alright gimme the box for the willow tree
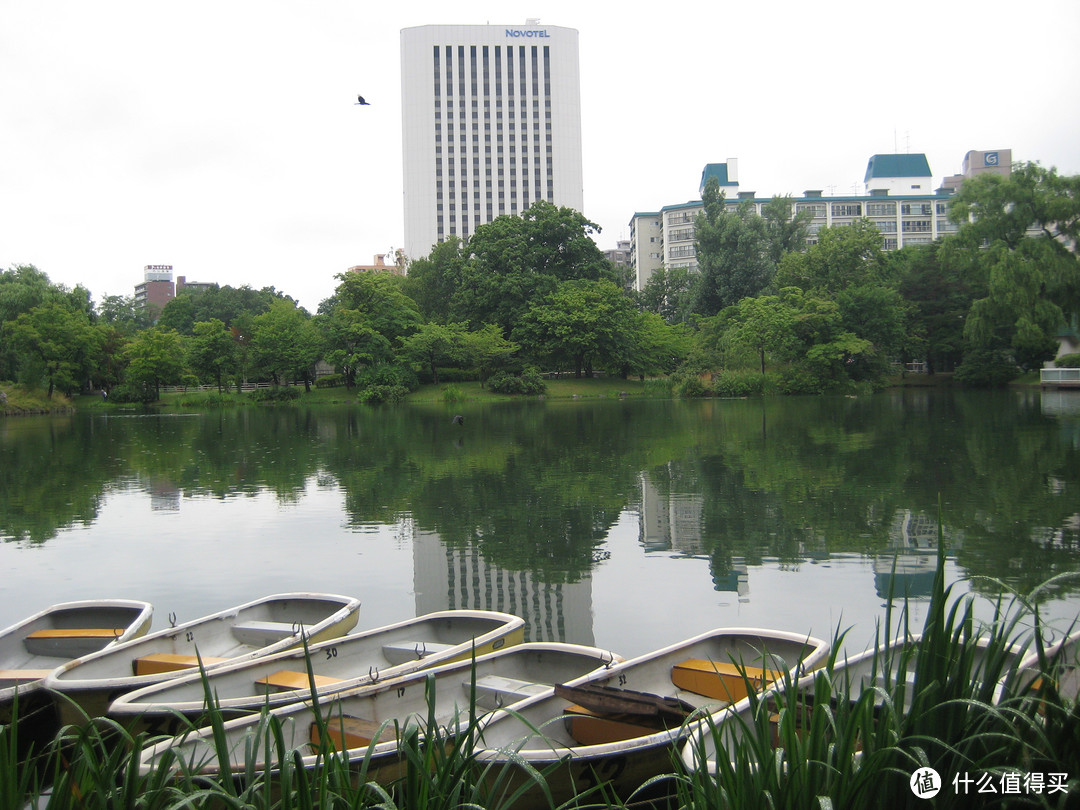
[945,162,1080,380]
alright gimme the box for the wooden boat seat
[382,641,454,666]
[556,683,695,745]
[467,674,548,709]
[23,628,127,655]
[310,716,396,751]
[254,669,346,692]
[26,628,126,639]
[132,653,230,676]
[231,620,300,646]
[670,659,780,702]
[0,669,53,685]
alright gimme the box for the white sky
[3,0,1078,313]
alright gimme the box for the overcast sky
[3,0,1078,312]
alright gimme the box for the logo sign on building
[984,152,999,167]
[505,29,550,37]
[145,265,174,271]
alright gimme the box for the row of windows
[668,227,694,242]
[668,245,695,258]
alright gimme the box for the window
[901,203,932,216]
[873,220,898,233]
[669,245,695,258]
[866,202,896,217]
[832,203,862,217]
[668,227,694,242]
[796,203,826,217]
[902,220,932,233]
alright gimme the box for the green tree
[451,201,614,334]
[399,322,469,384]
[187,319,239,392]
[251,300,323,389]
[320,272,422,386]
[892,244,973,374]
[639,265,697,324]
[776,221,904,387]
[158,284,293,336]
[122,328,188,400]
[945,162,1080,378]
[96,294,151,335]
[692,178,773,316]
[401,237,467,323]
[463,323,519,387]
[3,301,98,396]
[622,312,692,379]
[513,279,638,377]
[761,195,814,266]
[722,293,800,374]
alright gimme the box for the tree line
[3,163,1078,402]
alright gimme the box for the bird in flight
[355,95,370,105]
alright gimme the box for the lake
[2,389,1079,660]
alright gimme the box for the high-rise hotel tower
[400,22,584,261]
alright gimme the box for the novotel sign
[505,28,550,38]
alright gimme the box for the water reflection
[1,392,1078,655]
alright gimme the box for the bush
[954,349,1020,388]
[642,377,674,397]
[248,386,301,403]
[441,384,465,403]
[358,364,419,392]
[357,384,409,404]
[672,374,710,398]
[173,392,241,408]
[416,367,479,385]
[487,367,546,395]
[315,374,346,389]
[110,382,158,404]
[711,369,771,397]
[776,367,827,395]
[1055,353,1080,368]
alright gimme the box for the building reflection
[411,528,595,645]
[874,509,959,599]
[147,479,180,512]
[638,470,749,601]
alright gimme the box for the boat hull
[473,627,829,806]
[109,610,526,735]
[45,592,360,726]
[136,642,623,781]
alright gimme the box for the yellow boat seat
[254,670,345,691]
[132,653,230,676]
[670,659,780,702]
[310,716,396,751]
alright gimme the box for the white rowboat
[109,609,525,733]
[136,641,623,783]
[1,599,153,727]
[45,592,360,725]
[472,627,829,806]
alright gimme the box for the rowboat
[109,610,525,734]
[1011,627,1080,702]
[136,641,623,782]
[680,629,1032,777]
[0,599,153,728]
[679,634,914,777]
[470,627,829,805]
[45,592,361,725]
